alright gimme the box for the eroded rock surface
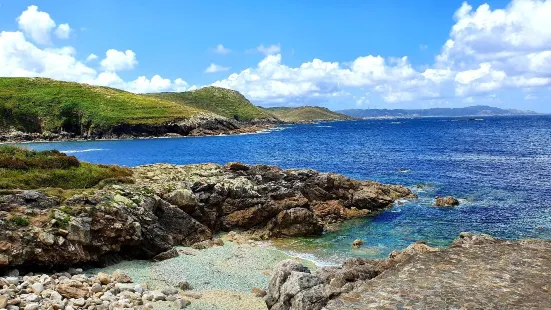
[0,163,413,269]
[266,234,551,310]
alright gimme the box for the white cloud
[0,7,192,94]
[86,53,98,62]
[255,44,281,55]
[212,44,231,55]
[205,63,230,73]
[54,23,71,39]
[17,5,56,45]
[100,49,137,71]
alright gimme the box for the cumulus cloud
[205,63,230,73]
[0,6,193,94]
[100,49,137,71]
[212,0,551,105]
[86,54,98,62]
[212,44,231,55]
[253,44,281,56]
[54,23,71,39]
[17,5,56,45]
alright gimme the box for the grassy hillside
[265,106,353,122]
[0,146,132,190]
[147,87,276,121]
[0,77,208,135]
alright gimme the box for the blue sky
[0,0,550,112]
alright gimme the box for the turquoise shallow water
[19,116,551,264]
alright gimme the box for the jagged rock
[112,270,132,283]
[352,239,363,248]
[267,208,323,237]
[435,195,460,207]
[152,248,179,261]
[56,284,88,299]
[177,281,192,291]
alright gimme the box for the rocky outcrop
[266,234,551,310]
[0,163,413,269]
[434,195,460,207]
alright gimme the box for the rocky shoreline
[0,162,414,270]
[0,115,278,143]
[266,232,551,310]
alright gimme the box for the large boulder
[435,195,460,207]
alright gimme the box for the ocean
[20,115,551,265]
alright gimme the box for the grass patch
[9,215,30,226]
[265,106,353,122]
[0,146,132,190]
[148,86,276,121]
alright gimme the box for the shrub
[10,216,30,226]
[0,146,133,190]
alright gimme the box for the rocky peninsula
[0,160,414,269]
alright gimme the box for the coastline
[0,122,278,144]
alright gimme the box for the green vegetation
[0,77,209,134]
[265,106,353,122]
[9,216,30,226]
[0,146,132,189]
[148,86,277,121]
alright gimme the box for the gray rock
[23,303,39,310]
[161,287,178,295]
[174,298,191,309]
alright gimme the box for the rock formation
[0,163,414,269]
[434,195,460,207]
[266,233,551,310]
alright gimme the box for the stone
[0,241,12,251]
[0,295,8,308]
[165,189,197,212]
[251,287,266,297]
[224,162,250,171]
[150,291,166,301]
[174,298,191,309]
[111,270,132,283]
[90,283,102,293]
[161,287,178,295]
[30,282,44,294]
[352,239,364,248]
[57,284,88,299]
[0,254,9,266]
[177,281,192,291]
[23,304,39,310]
[435,195,460,207]
[152,248,179,261]
[97,272,111,285]
[38,231,55,246]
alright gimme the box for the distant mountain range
[338,105,540,119]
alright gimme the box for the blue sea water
[19,115,551,264]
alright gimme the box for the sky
[0,0,550,112]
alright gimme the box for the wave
[279,249,340,267]
[61,148,107,154]
[315,125,333,128]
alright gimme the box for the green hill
[265,106,353,122]
[147,87,277,121]
[0,77,208,135]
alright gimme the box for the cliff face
[0,162,414,270]
[266,233,551,310]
